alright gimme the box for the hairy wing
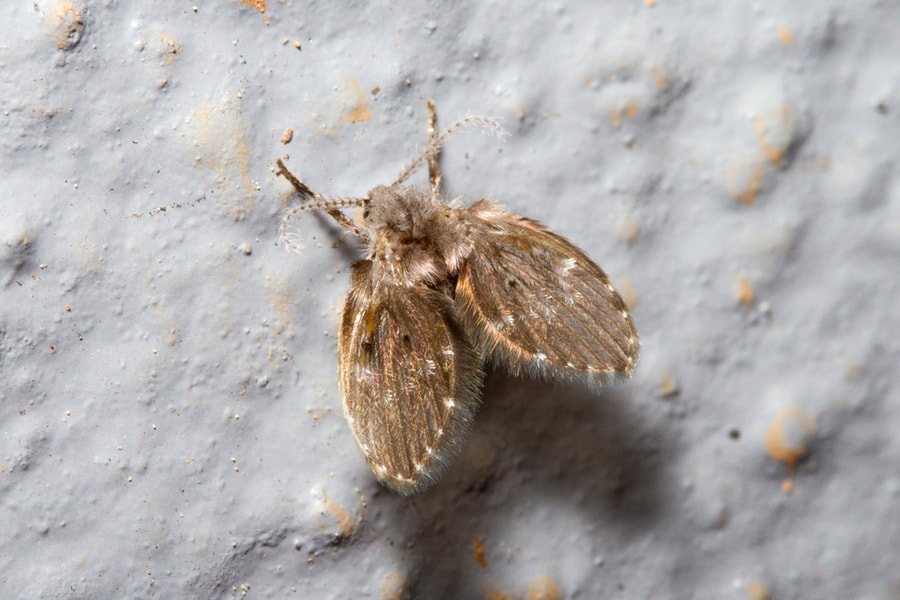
[455,202,639,387]
[339,260,483,495]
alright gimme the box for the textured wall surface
[1,1,898,598]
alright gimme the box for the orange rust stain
[780,477,795,495]
[625,99,639,119]
[736,275,754,306]
[341,77,372,124]
[239,0,266,12]
[380,572,408,600]
[157,33,180,66]
[746,580,772,600]
[754,105,794,165]
[148,297,180,347]
[616,217,640,243]
[776,26,793,45]
[526,575,562,600]
[651,65,669,89]
[608,99,639,128]
[608,110,621,128]
[48,2,84,50]
[264,274,294,334]
[725,160,765,205]
[322,493,363,538]
[190,95,254,220]
[765,406,813,468]
[660,373,679,397]
[472,536,488,568]
[618,278,639,311]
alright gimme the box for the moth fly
[276,100,639,495]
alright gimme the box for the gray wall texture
[1,1,898,598]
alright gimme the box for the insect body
[277,101,639,495]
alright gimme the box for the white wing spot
[502,313,515,326]
[444,398,456,409]
[619,309,630,320]
[557,257,577,276]
[587,365,599,373]
[441,345,455,357]
[606,282,616,293]
[375,464,388,475]
[436,427,444,437]
[423,359,437,375]
[535,352,548,362]
[355,366,376,384]
[425,446,434,456]
[566,361,576,369]
[414,463,424,473]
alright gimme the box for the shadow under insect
[373,371,670,598]
[475,371,668,519]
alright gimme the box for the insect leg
[275,158,316,199]
[276,158,362,236]
[392,108,505,188]
[426,99,442,195]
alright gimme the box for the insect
[276,100,639,495]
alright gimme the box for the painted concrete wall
[2,1,898,598]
